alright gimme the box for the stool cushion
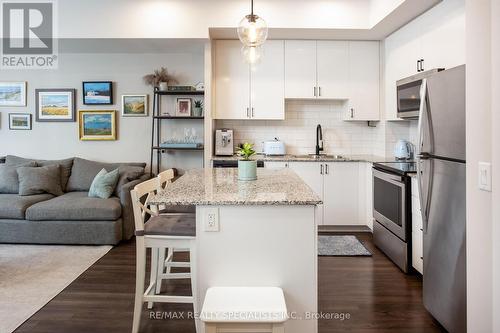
[200,287,288,323]
[144,214,196,237]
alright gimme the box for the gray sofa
[0,156,149,245]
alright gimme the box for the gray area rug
[0,244,112,333]
[318,235,372,256]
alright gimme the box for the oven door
[373,168,407,241]
[397,79,422,119]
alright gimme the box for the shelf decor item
[82,81,113,105]
[193,100,203,117]
[143,67,175,91]
[0,82,27,106]
[176,98,191,117]
[237,142,257,181]
[9,113,31,130]
[168,85,196,92]
[79,110,116,141]
[122,94,148,117]
[35,89,76,122]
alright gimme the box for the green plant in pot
[193,100,203,117]
[237,143,257,181]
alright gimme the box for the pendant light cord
[251,0,254,16]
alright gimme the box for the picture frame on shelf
[176,98,191,117]
[82,81,113,105]
[35,89,76,122]
[121,94,148,117]
[78,110,116,141]
[9,113,31,130]
[0,82,27,106]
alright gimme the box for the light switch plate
[478,162,492,192]
[204,208,219,232]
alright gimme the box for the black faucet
[316,124,323,156]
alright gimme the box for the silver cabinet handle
[251,107,254,118]
[246,107,249,118]
[325,164,329,175]
[318,87,322,97]
[314,87,317,97]
[350,108,354,118]
[320,164,324,175]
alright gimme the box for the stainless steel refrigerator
[417,65,466,333]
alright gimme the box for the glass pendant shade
[242,45,263,65]
[238,14,268,47]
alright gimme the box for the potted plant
[143,67,175,91]
[237,142,257,181]
[193,100,203,117]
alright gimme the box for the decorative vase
[158,82,168,91]
[238,160,257,181]
[193,107,203,117]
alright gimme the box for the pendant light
[237,0,268,47]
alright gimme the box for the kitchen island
[150,168,322,333]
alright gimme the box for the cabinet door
[420,1,465,71]
[345,41,380,121]
[323,162,360,225]
[317,41,349,99]
[214,40,250,119]
[288,162,324,225]
[284,40,317,99]
[250,40,285,119]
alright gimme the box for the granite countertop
[149,168,322,206]
[212,154,390,163]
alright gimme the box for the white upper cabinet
[345,41,380,121]
[214,40,285,120]
[284,40,317,99]
[383,0,465,120]
[251,40,285,120]
[317,41,349,99]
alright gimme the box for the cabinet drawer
[412,228,423,274]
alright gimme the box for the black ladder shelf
[150,87,205,175]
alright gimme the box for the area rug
[318,235,372,256]
[0,244,112,333]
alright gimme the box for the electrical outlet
[204,208,219,232]
[478,162,492,192]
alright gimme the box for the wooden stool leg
[147,247,159,309]
[132,237,146,333]
[190,243,199,333]
[272,323,285,333]
[155,247,166,294]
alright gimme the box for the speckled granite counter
[149,168,322,206]
[212,153,390,163]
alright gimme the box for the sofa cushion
[0,161,37,194]
[66,157,145,192]
[26,191,122,221]
[5,155,74,191]
[17,165,64,196]
[88,168,120,199]
[0,193,54,219]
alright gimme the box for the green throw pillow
[88,168,120,199]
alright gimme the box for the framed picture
[176,98,191,117]
[35,89,76,122]
[121,94,148,117]
[78,110,116,141]
[82,81,113,105]
[9,113,31,130]
[0,82,27,106]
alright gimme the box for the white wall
[465,0,494,331]
[0,49,204,172]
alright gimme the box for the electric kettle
[394,140,413,160]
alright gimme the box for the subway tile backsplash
[215,100,401,157]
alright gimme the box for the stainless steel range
[372,161,416,273]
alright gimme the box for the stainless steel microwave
[396,68,444,119]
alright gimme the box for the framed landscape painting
[9,113,31,130]
[121,94,148,117]
[82,81,113,105]
[79,110,116,141]
[35,89,76,122]
[0,82,27,106]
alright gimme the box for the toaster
[263,138,286,155]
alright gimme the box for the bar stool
[200,287,288,333]
[131,178,198,333]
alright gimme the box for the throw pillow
[17,164,64,196]
[0,161,37,194]
[88,168,120,199]
[114,166,145,196]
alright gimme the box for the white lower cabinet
[411,176,424,274]
[264,161,289,169]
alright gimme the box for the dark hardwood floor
[15,233,445,333]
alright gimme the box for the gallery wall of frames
[0,52,204,169]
